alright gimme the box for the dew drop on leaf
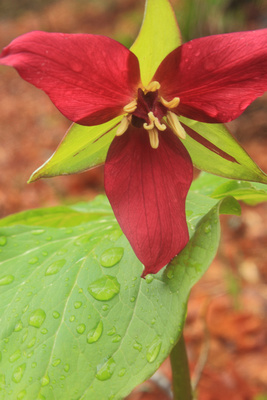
[102,304,109,311]
[76,323,86,334]
[32,229,45,236]
[0,236,7,246]
[111,334,121,343]
[12,363,26,383]
[96,357,116,381]
[41,374,50,386]
[0,275,14,286]
[52,311,60,319]
[87,320,103,344]
[57,248,68,256]
[63,364,70,373]
[204,224,211,233]
[45,259,66,276]
[28,309,46,328]
[41,328,48,335]
[74,301,82,309]
[118,368,126,377]
[28,257,39,265]
[36,394,46,400]
[145,274,154,284]
[146,337,162,363]
[52,359,61,367]
[31,362,37,369]
[100,247,124,267]
[69,315,75,322]
[130,296,136,303]
[27,337,36,348]
[9,349,21,363]
[133,341,142,352]
[88,275,120,301]
[0,374,5,389]
[107,327,116,336]
[17,389,27,399]
[167,269,174,280]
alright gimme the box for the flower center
[117,81,187,149]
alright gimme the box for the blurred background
[0,0,267,399]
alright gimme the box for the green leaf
[191,172,267,205]
[131,0,181,86]
[0,194,240,400]
[181,117,267,184]
[28,117,122,182]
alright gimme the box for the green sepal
[181,117,267,184]
[28,116,122,182]
[131,0,181,85]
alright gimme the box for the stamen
[116,116,131,136]
[167,112,187,140]
[123,99,137,113]
[160,96,180,109]
[148,128,159,149]
[143,120,155,130]
[144,81,161,94]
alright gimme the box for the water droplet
[69,315,75,322]
[9,349,21,363]
[32,229,45,235]
[204,224,211,233]
[151,318,156,325]
[28,257,39,265]
[46,236,52,241]
[17,389,27,399]
[88,275,120,301]
[57,248,68,256]
[100,247,124,267]
[52,311,60,319]
[118,368,126,377]
[31,362,37,368]
[45,259,66,276]
[27,337,36,348]
[146,337,162,363]
[145,274,154,284]
[37,394,46,400]
[74,301,82,309]
[12,363,26,383]
[0,374,5,390]
[107,327,116,336]
[76,323,86,334]
[52,359,61,367]
[42,251,48,256]
[0,275,14,286]
[26,351,33,359]
[0,236,7,246]
[29,309,46,328]
[130,296,136,303]
[41,374,50,386]
[63,364,70,372]
[70,61,83,73]
[41,328,48,335]
[102,304,109,311]
[167,269,174,280]
[170,338,175,345]
[133,341,142,352]
[22,330,28,343]
[87,320,103,344]
[111,334,121,343]
[96,357,116,381]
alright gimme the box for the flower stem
[170,333,193,400]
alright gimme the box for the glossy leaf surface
[0,191,240,400]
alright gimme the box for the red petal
[154,29,267,123]
[104,126,193,276]
[0,31,140,125]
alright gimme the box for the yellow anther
[148,128,159,149]
[144,81,161,94]
[160,96,180,109]
[167,111,187,140]
[123,100,137,113]
[116,116,131,136]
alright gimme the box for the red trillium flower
[1,28,267,276]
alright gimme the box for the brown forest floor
[0,1,267,399]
